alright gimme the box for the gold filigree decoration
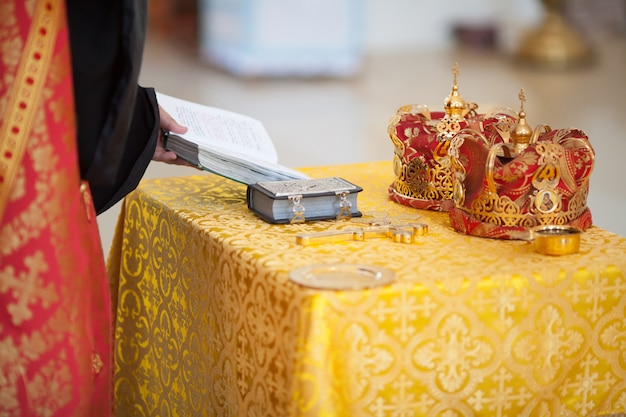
[465,187,588,228]
[394,153,455,202]
[405,157,429,196]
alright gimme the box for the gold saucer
[289,263,395,290]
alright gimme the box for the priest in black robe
[67,0,188,214]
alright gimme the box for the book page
[157,93,278,163]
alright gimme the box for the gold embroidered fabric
[108,161,626,417]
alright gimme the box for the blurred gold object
[532,225,581,255]
[516,0,593,69]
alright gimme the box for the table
[107,161,626,417]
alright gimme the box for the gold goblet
[516,0,593,69]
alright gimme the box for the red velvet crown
[447,90,595,239]
[387,64,517,211]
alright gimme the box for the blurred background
[99,0,626,257]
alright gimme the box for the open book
[157,93,309,184]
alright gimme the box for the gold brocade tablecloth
[107,161,626,417]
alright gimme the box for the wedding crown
[447,89,595,239]
[387,64,514,211]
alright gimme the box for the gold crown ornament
[387,64,517,211]
[447,89,595,239]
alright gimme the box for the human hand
[153,105,191,165]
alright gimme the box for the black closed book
[247,177,363,224]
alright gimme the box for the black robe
[66,0,159,214]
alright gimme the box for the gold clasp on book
[336,190,352,220]
[289,195,306,224]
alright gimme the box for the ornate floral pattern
[108,161,626,417]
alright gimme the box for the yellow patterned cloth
[107,161,626,417]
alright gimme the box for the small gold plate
[533,225,581,256]
[289,263,395,290]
